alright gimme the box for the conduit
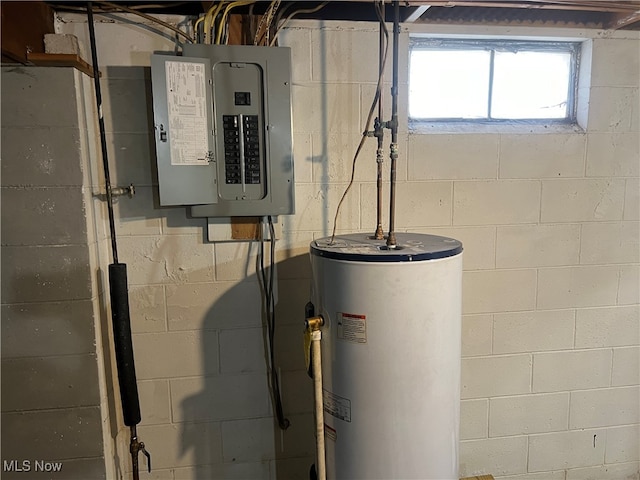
[87,3,150,479]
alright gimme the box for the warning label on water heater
[324,423,337,442]
[337,312,367,344]
[323,389,351,423]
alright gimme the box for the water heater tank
[310,233,463,480]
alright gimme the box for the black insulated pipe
[109,263,142,427]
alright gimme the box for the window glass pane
[409,49,491,119]
[491,50,571,119]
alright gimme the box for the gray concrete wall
[1,66,107,480]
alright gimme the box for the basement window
[409,39,580,124]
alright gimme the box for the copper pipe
[130,425,150,480]
[374,1,386,240]
[386,0,400,248]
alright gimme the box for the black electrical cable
[258,216,289,430]
[268,216,289,429]
[87,1,118,263]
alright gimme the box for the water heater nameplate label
[165,61,209,166]
[337,312,367,344]
[323,389,351,423]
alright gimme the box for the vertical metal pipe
[87,5,150,478]
[386,0,400,248]
[87,2,118,263]
[131,425,140,480]
[374,1,385,240]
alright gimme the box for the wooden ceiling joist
[405,1,640,14]
[607,9,640,29]
[43,1,640,31]
[405,5,431,22]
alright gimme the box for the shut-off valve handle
[130,427,151,480]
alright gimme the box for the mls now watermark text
[3,460,63,473]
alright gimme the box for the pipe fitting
[306,315,324,331]
[386,231,397,248]
[111,183,136,198]
[390,142,399,162]
[130,426,151,479]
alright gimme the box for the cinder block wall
[58,14,639,480]
[1,67,111,479]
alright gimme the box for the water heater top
[311,233,462,262]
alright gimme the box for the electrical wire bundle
[193,0,278,45]
[56,2,194,42]
[57,1,330,48]
[194,1,253,44]
[253,0,281,45]
[257,216,290,430]
[193,1,328,46]
[269,2,328,46]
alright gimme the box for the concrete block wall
[1,67,110,479]
[57,13,639,480]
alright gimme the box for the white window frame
[409,38,581,125]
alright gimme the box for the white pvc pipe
[312,329,326,480]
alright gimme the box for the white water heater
[310,233,463,480]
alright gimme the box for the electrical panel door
[150,55,217,206]
[151,45,294,217]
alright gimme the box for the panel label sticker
[337,312,367,344]
[323,389,351,423]
[165,61,209,165]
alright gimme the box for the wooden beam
[405,5,431,22]
[1,1,54,63]
[230,216,261,241]
[26,52,99,77]
[607,9,640,29]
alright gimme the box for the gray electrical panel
[150,44,294,217]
